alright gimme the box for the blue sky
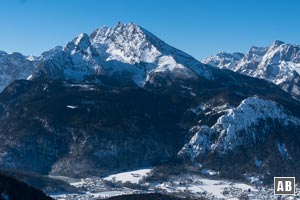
[0,0,299,59]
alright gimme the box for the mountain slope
[179,96,300,181]
[0,79,185,177]
[180,96,300,158]
[1,68,299,179]
[203,41,300,100]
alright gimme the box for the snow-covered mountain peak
[63,33,94,57]
[89,22,161,64]
[33,22,211,85]
[72,33,91,50]
[247,46,267,59]
[242,41,300,86]
[92,22,143,40]
[40,46,63,60]
[203,41,300,100]
[271,40,285,48]
[89,22,210,74]
[265,41,300,63]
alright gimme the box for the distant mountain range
[0,51,35,91]
[0,22,300,189]
[203,40,300,100]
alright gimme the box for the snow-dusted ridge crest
[33,22,212,86]
[180,96,300,160]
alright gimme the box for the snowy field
[103,168,151,184]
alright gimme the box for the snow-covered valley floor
[50,168,299,200]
